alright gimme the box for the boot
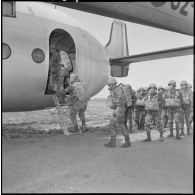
[73,124,80,133]
[176,130,181,140]
[180,129,185,136]
[121,135,131,148]
[81,121,88,133]
[159,132,164,142]
[139,124,145,131]
[104,136,116,147]
[159,137,164,142]
[128,124,133,134]
[129,122,133,131]
[143,131,152,142]
[187,128,191,135]
[167,128,174,138]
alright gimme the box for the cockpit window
[3,1,16,17]
[3,43,11,60]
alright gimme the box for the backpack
[72,82,88,102]
[59,51,73,72]
[118,83,133,107]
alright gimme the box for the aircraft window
[3,1,16,17]
[3,43,11,60]
[32,48,45,63]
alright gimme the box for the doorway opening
[45,29,76,95]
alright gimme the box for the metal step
[48,95,82,136]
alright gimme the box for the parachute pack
[72,81,88,102]
[118,83,133,107]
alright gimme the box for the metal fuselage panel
[56,2,193,36]
[2,2,110,112]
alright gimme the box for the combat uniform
[180,88,193,135]
[49,50,61,91]
[109,86,129,137]
[105,79,131,148]
[143,91,164,142]
[63,76,88,132]
[123,85,136,133]
[135,90,146,130]
[164,88,183,139]
[158,87,168,128]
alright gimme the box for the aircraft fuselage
[2,2,110,112]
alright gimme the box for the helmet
[144,87,148,91]
[158,85,164,90]
[125,84,131,88]
[69,73,79,83]
[180,80,188,86]
[188,83,192,88]
[149,83,157,89]
[108,77,117,85]
[168,80,176,87]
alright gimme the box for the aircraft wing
[110,45,193,77]
[48,2,194,36]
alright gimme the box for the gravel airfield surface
[2,101,193,193]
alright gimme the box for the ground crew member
[123,84,136,133]
[158,86,168,128]
[164,80,183,139]
[180,80,193,135]
[135,87,146,130]
[105,77,131,148]
[61,73,88,133]
[143,83,165,142]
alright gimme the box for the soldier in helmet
[187,83,193,125]
[123,84,136,134]
[188,83,192,91]
[104,77,131,148]
[135,87,146,130]
[158,86,168,128]
[143,83,165,142]
[49,45,73,92]
[49,44,61,92]
[164,80,184,139]
[60,73,89,133]
[180,80,193,135]
[143,87,149,97]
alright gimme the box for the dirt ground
[2,101,193,193]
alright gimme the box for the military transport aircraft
[2,2,193,112]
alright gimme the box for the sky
[55,4,194,98]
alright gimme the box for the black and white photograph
[2,1,193,193]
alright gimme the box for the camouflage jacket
[49,51,61,71]
[180,88,193,109]
[110,86,126,107]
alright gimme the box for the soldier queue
[49,44,193,148]
[105,77,193,148]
